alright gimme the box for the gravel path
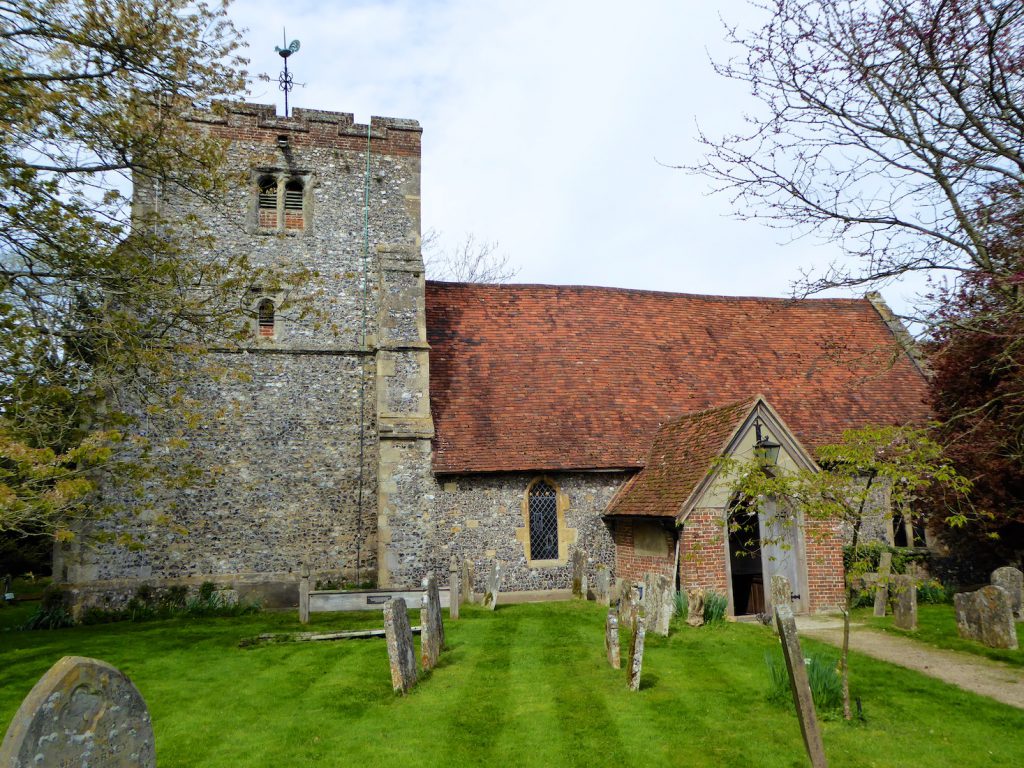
[794,615,1024,710]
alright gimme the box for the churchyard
[1,596,1022,767]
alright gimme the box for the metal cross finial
[274,30,301,117]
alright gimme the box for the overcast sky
[226,0,927,315]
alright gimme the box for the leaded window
[529,481,558,560]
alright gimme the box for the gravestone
[298,563,311,625]
[651,574,674,637]
[449,557,461,621]
[873,551,893,618]
[991,566,1023,619]
[605,610,621,670]
[383,598,417,694]
[423,572,445,650]
[613,578,627,615]
[686,587,705,627]
[892,574,917,630]
[627,611,646,691]
[954,585,1019,650]
[461,559,474,605]
[0,656,156,767]
[774,606,828,768]
[572,549,586,599]
[626,583,643,633]
[483,560,503,611]
[595,565,611,607]
[769,575,791,634]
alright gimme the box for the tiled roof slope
[605,398,757,518]
[425,283,931,474]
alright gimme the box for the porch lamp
[753,417,781,466]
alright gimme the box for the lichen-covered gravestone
[461,559,474,605]
[686,587,705,628]
[0,656,156,768]
[383,597,417,694]
[774,606,828,768]
[626,583,643,633]
[449,557,461,621]
[769,575,791,634]
[892,574,917,630]
[991,566,1023,620]
[571,549,586,599]
[605,610,621,670]
[873,551,893,618]
[627,611,646,691]
[651,574,674,637]
[954,585,1019,650]
[595,564,611,607]
[483,560,503,611]
[420,573,444,670]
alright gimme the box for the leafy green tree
[718,424,969,719]
[0,1,274,550]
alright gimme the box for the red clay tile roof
[605,398,757,518]
[425,283,931,474]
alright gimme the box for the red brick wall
[678,509,728,595]
[803,517,846,612]
[612,519,676,583]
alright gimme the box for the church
[55,103,931,617]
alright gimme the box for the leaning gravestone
[954,585,1019,650]
[605,610,621,670]
[873,551,893,618]
[572,549,586,599]
[770,575,791,635]
[449,557,461,621]
[0,656,156,767]
[595,565,611,607]
[627,611,647,691]
[483,560,503,611]
[892,574,917,631]
[383,598,417,694]
[686,587,705,628]
[991,566,1023,619]
[774,606,828,768]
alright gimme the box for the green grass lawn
[2,601,1022,767]
[854,603,1024,667]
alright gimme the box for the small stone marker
[449,557,461,620]
[605,610,621,670]
[770,575,791,634]
[298,563,311,625]
[595,564,611,607]
[686,586,705,627]
[873,552,893,618]
[892,574,917,630]
[774,605,828,768]
[483,560,503,611]
[991,566,1023,619]
[954,585,1019,650]
[627,611,646,691]
[0,656,156,767]
[383,597,417,694]
[462,559,474,605]
[572,549,586,599]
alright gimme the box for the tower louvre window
[257,176,277,229]
[283,179,304,230]
[257,299,275,337]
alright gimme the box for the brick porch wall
[611,519,676,583]
[803,517,846,612]
[678,508,728,595]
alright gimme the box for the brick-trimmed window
[257,176,277,228]
[254,171,309,232]
[257,298,275,338]
[283,179,304,230]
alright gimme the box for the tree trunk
[841,606,852,721]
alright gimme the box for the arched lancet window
[283,179,304,230]
[529,480,559,561]
[257,176,277,229]
[257,299,275,337]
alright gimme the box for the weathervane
[275,30,301,117]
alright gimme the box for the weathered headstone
[892,574,917,630]
[298,563,311,625]
[627,611,646,691]
[572,549,586,599]
[770,575,791,634]
[461,558,474,605]
[483,560,503,611]
[651,574,674,637]
[774,605,828,768]
[423,572,445,650]
[686,586,705,627]
[595,564,611,607]
[873,551,893,618]
[0,656,156,767]
[449,557,461,621]
[991,566,1023,619]
[383,597,417,694]
[627,583,643,633]
[420,599,441,670]
[954,585,1019,650]
[614,578,628,618]
[605,610,621,670]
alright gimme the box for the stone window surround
[515,476,577,568]
[251,169,314,235]
[249,290,287,342]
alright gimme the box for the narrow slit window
[283,179,304,230]
[257,177,277,229]
[529,481,559,560]
[257,299,275,337]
